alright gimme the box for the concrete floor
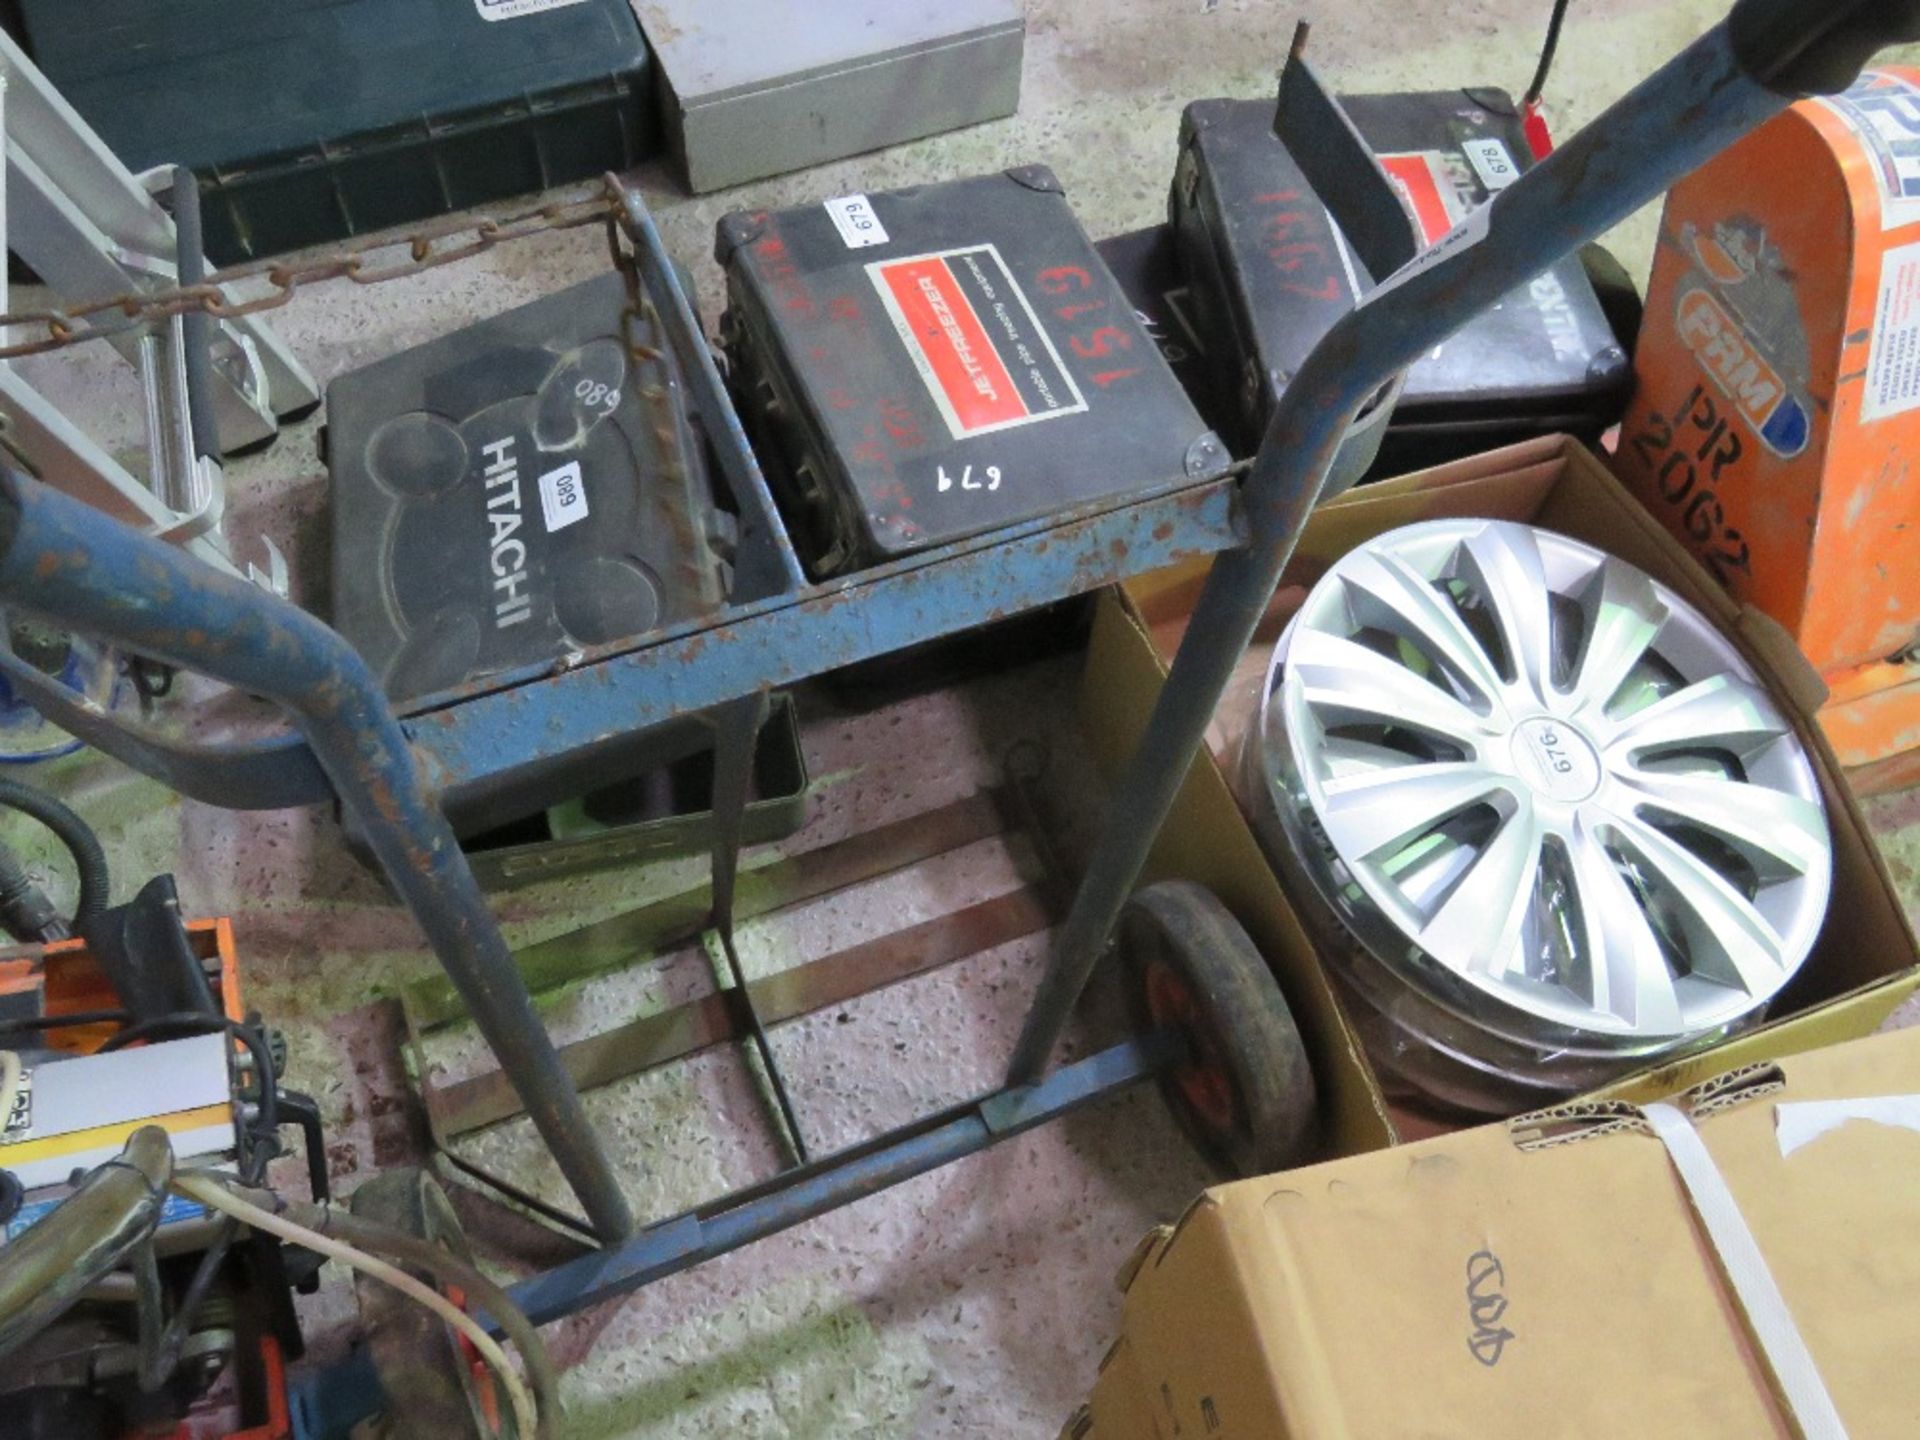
[10,1,1920,1435]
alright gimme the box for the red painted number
[1038,265,1095,295]
[1069,326,1132,360]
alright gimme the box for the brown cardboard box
[1075,435,1919,1150]
[1079,1022,1920,1439]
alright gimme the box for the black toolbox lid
[718,168,1228,576]
[324,272,727,706]
[18,0,650,172]
[1338,88,1629,419]
[1171,92,1628,448]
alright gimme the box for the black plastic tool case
[1093,226,1236,443]
[15,0,657,263]
[324,272,729,709]
[1168,90,1629,472]
[717,168,1230,577]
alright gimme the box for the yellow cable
[171,1169,538,1439]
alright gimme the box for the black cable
[0,779,110,931]
[0,837,69,943]
[1524,0,1574,107]
[140,1217,240,1390]
[99,1013,279,1182]
[0,1008,131,1038]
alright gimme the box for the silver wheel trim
[1245,520,1832,1091]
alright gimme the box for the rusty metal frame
[437,889,1053,1139]
[400,783,1054,1229]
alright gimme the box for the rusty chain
[0,183,624,360]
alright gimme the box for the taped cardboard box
[1079,1021,1920,1439]
[1080,435,1919,1142]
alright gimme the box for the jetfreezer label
[1864,238,1920,421]
[868,245,1088,439]
[1379,152,1466,246]
[1821,71,1920,232]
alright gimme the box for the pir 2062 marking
[1625,380,1755,585]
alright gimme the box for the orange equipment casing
[1614,68,1920,793]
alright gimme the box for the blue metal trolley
[0,0,1907,1330]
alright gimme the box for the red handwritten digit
[1037,265,1094,295]
[1269,241,1326,273]
[1070,326,1133,360]
[1279,276,1342,302]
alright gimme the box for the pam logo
[1674,288,1809,457]
[1465,1248,1515,1367]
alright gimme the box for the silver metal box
[633,0,1025,193]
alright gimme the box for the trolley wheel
[1121,881,1318,1179]
[350,1168,509,1439]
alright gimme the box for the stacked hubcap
[1241,519,1833,1113]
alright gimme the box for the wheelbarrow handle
[1730,0,1920,96]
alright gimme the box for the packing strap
[1642,1101,1847,1440]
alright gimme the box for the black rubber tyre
[1122,881,1318,1179]
[349,1168,507,1439]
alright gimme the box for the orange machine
[1615,68,1920,794]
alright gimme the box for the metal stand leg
[0,471,634,1242]
[708,689,812,1163]
[1007,21,1796,1086]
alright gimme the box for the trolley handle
[1729,0,1920,95]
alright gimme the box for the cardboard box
[1073,434,1919,1148]
[1079,1021,1920,1439]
